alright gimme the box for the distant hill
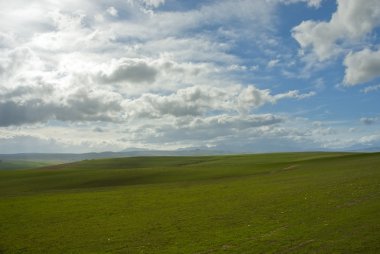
[344,146,380,153]
[0,149,229,163]
[1,146,379,165]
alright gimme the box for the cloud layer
[0,0,379,153]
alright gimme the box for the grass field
[0,160,54,170]
[0,152,379,253]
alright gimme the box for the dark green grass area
[0,152,379,253]
[0,160,54,170]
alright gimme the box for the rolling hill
[0,152,379,253]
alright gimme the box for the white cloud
[141,114,285,143]
[106,6,118,17]
[306,0,323,8]
[141,0,166,8]
[361,84,380,94]
[124,85,315,119]
[280,0,323,8]
[292,0,380,61]
[0,32,15,48]
[267,59,279,68]
[344,48,380,86]
[358,134,380,146]
[238,87,315,113]
[0,47,43,81]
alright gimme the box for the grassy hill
[0,160,53,170]
[0,152,379,253]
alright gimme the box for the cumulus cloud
[292,0,380,61]
[124,85,315,118]
[344,48,380,86]
[95,58,158,84]
[88,56,214,90]
[0,76,313,126]
[0,87,123,126]
[238,86,315,113]
[124,86,230,118]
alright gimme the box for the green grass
[0,152,379,253]
[0,160,54,170]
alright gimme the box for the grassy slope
[0,160,53,170]
[0,152,379,253]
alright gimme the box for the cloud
[140,0,166,8]
[292,0,380,61]
[0,32,14,48]
[238,86,315,113]
[360,117,379,125]
[132,113,285,143]
[125,85,315,118]
[267,59,279,68]
[0,132,126,154]
[0,47,41,80]
[358,134,380,146]
[0,134,69,154]
[189,114,284,130]
[280,0,323,8]
[1,0,377,154]
[344,48,380,86]
[306,0,323,8]
[361,84,380,94]
[139,36,238,64]
[0,87,123,126]
[95,58,158,84]
[106,6,118,17]
[124,86,231,118]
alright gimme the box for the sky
[0,0,380,153]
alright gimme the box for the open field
[0,160,54,170]
[0,152,379,253]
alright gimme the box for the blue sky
[0,0,379,153]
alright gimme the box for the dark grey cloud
[0,88,123,127]
[0,100,52,126]
[97,59,158,84]
[360,117,379,125]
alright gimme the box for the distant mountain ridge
[0,149,229,163]
[1,147,379,164]
[346,147,380,152]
